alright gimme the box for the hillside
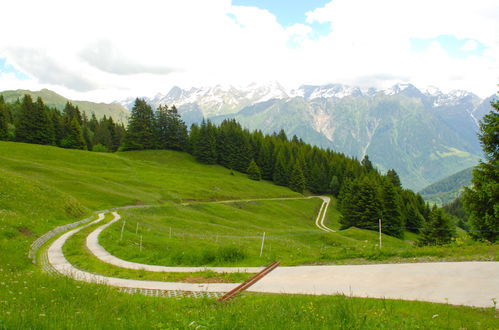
[0,141,497,328]
[419,167,473,205]
[121,83,495,191]
[0,88,129,122]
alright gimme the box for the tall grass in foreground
[0,267,496,329]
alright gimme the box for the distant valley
[119,82,496,191]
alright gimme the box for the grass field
[62,213,253,283]
[0,141,497,328]
[100,199,498,267]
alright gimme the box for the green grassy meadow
[0,141,497,328]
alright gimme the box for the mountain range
[119,82,496,191]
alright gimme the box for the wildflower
[39,314,46,317]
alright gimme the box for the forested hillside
[420,167,473,205]
[0,95,436,239]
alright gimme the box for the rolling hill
[0,141,496,328]
[0,88,129,122]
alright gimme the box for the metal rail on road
[218,261,281,302]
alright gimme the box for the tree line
[0,95,125,152]
[122,99,444,241]
[1,96,469,244]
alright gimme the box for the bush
[92,143,109,152]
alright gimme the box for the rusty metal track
[218,261,280,302]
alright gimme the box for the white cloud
[0,0,497,101]
[460,40,479,51]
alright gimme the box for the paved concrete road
[248,262,499,308]
[47,213,238,293]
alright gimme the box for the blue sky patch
[410,35,486,59]
[0,58,29,80]
[232,0,330,27]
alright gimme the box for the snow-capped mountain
[119,81,289,117]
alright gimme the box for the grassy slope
[0,141,497,328]
[0,88,129,122]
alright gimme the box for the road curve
[44,199,499,308]
[47,213,238,292]
[86,212,264,273]
[86,197,332,273]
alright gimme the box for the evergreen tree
[82,126,93,151]
[156,105,188,151]
[0,95,8,140]
[195,120,217,164]
[121,98,156,150]
[272,150,289,186]
[361,155,374,172]
[462,101,499,242]
[33,97,54,145]
[380,179,403,238]
[289,162,306,193]
[61,116,86,149]
[108,117,121,152]
[15,95,53,145]
[257,139,274,180]
[405,203,424,233]
[276,129,287,141]
[88,113,98,132]
[247,159,261,181]
[418,206,455,246]
[92,118,112,149]
[386,169,402,188]
[50,109,64,146]
[188,123,200,155]
[329,175,340,197]
[340,177,382,231]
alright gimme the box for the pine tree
[386,169,402,188]
[277,129,288,141]
[50,109,64,146]
[82,126,93,151]
[329,175,340,197]
[15,95,53,145]
[92,119,112,149]
[380,179,403,238]
[88,113,98,132]
[195,120,217,164]
[121,98,156,150]
[361,155,374,172]
[257,139,274,180]
[247,159,261,181]
[107,117,121,152]
[340,177,382,231]
[188,123,200,155]
[0,95,8,140]
[405,203,424,233]
[462,101,499,242]
[15,95,36,143]
[61,116,86,149]
[33,97,54,145]
[418,206,455,246]
[272,150,289,186]
[289,162,306,193]
[156,105,187,150]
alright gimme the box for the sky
[0,0,497,102]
